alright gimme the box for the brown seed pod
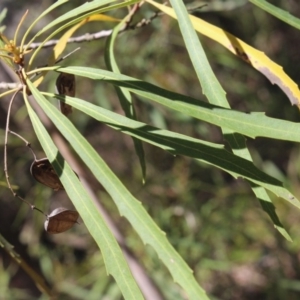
[45,208,79,234]
[30,158,64,191]
[56,72,75,116]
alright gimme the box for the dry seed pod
[45,208,79,234]
[56,72,75,116]
[30,158,64,191]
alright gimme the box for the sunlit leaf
[249,0,300,30]
[147,0,300,107]
[24,89,144,299]
[27,78,209,300]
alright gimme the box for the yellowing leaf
[146,0,300,107]
[52,14,120,64]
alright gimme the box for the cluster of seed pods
[30,158,79,234]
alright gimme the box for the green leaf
[55,66,300,143]
[160,0,292,240]
[34,0,139,37]
[27,81,209,299]
[34,0,115,36]
[105,16,146,181]
[147,1,300,108]
[43,92,300,210]
[167,0,227,107]
[0,34,14,68]
[22,0,69,51]
[249,0,300,30]
[24,90,143,300]
[28,0,139,69]
[53,68,299,240]
[0,8,7,30]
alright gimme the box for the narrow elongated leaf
[22,0,68,51]
[27,80,209,299]
[161,0,226,107]
[105,17,146,181]
[53,14,119,62]
[147,0,300,107]
[0,34,14,68]
[223,131,291,240]
[166,0,227,106]
[153,0,292,239]
[28,0,139,70]
[44,92,300,210]
[249,0,300,30]
[0,8,7,28]
[34,0,117,37]
[52,64,297,236]
[56,66,300,143]
[33,13,119,87]
[24,92,143,299]
[34,0,138,38]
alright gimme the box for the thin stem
[55,47,81,64]
[9,130,37,161]
[4,88,46,217]
[14,10,29,46]
[26,47,80,78]
[25,5,163,50]
[0,84,20,91]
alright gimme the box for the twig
[4,88,46,216]
[1,2,205,90]
[1,3,166,90]
[26,3,167,50]
[27,30,114,50]
[0,82,22,89]
[28,47,81,79]
[9,130,37,161]
[55,47,81,65]
[0,233,53,297]
[124,1,145,29]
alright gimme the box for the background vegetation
[1,0,300,299]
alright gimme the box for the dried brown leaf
[45,208,79,234]
[56,73,75,116]
[30,158,64,191]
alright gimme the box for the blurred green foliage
[1,0,300,299]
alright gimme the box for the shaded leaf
[105,16,146,182]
